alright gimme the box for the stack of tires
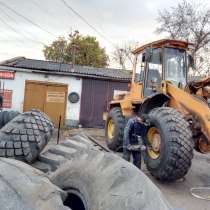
[0,109,54,163]
[0,109,173,210]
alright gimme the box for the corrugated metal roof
[0,57,131,81]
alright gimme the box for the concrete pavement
[143,152,210,210]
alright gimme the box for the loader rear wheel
[144,107,194,181]
[105,107,125,151]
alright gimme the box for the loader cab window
[164,48,187,87]
[144,48,162,96]
[135,53,145,82]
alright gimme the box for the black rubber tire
[105,107,125,151]
[33,134,172,210]
[0,110,20,128]
[144,107,194,182]
[0,158,70,210]
[0,109,54,163]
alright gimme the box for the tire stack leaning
[0,109,54,163]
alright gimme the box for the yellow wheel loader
[105,39,210,181]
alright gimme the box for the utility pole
[72,43,76,65]
[58,43,65,72]
[71,43,79,66]
[119,48,125,69]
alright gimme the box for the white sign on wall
[46,92,65,103]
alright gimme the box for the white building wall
[3,71,82,125]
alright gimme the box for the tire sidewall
[105,108,124,150]
[49,148,172,210]
[144,116,169,171]
[144,107,194,181]
[51,161,101,210]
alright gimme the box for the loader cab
[133,39,192,97]
[164,48,187,87]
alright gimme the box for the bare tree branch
[156,0,210,76]
[112,41,138,69]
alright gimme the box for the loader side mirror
[188,55,195,69]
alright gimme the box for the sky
[0,0,210,68]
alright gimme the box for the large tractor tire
[33,135,172,210]
[0,158,70,210]
[105,107,125,151]
[0,109,54,163]
[144,107,194,182]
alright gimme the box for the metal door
[24,80,67,127]
[80,79,128,127]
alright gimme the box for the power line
[60,0,115,47]
[0,2,56,37]
[0,7,45,45]
[30,0,57,19]
[0,21,26,47]
[0,16,23,38]
[29,0,64,32]
[0,16,34,47]
[0,14,45,45]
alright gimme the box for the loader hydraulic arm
[188,77,210,93]
[165,82,210,148]
[187,77,210,99]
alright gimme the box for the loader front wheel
[105,107,125,151]
[144,107,194,182]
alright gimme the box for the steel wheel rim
[147,127,161,159]
[107,119,115,140]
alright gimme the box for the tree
[156,0,210,76]
[112,41,138,69]
[43,37,67,62]
[43,31,109,68]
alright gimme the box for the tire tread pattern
[0,109,54,163]
[147,107,194,181]
[105,107,125,151]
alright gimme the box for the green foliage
[43,31,109,68]
[43,37,67,62]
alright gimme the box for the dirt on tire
[0,109,54,163]
[145,107,194,181]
